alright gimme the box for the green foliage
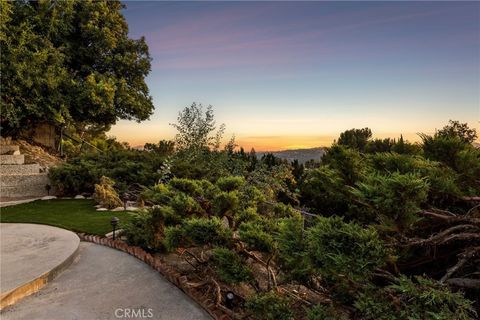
[212,191,240,217]
[306,216,387,282]
[420,121,479,194]
[123,210,156,249]
[93,176,123,209]
[276,216,311,282]
[211,247,252,284]
[307,304,348,320]
[300,166,349,215]
[354,276,476,320]
[141,184,174,205]
[163,225,185,251]
[171,103,225,153]
[49,161,99,195]
[49,146,165,195]
[1,0,153,132]
[239,221,276,253]
[322,145,366,186]
[421,134,468,170]
[247,163,298,203]
[163,217,232,250]
[144,140,175,156]
[368,152,460,205]
[234,207,260,225]
[455,148,480,194]
[170,193,204,217]
[168,178,204,197]
[246,292,293,320]
[216,176,245,192]
[437,120,477,144]
[337,128,372,151]
[351,172,429,231]
[272,203,297,218]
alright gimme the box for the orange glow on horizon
[112,132,425,152]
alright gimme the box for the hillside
[257,147,326,164]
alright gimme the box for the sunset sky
[109,1,480,151]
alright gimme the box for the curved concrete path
[0,223,80,308]
[2,242,212,320]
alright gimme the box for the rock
[105,229,124,238]
[111,207,125,212]
[13,150,20,155]
[126,206,139,211]
[94,204,102,208]
[96,208,108,211]
[74,195,85,199]
[221,216,230,228]
[41,196,57,200]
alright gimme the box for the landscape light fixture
[45,184,51,195]
[110,217,119,240]
[225,291,235,309]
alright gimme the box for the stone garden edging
[77,233,232,320]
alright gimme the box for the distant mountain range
[257,147,326,164]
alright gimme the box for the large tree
[1,0,154,134]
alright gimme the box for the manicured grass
[0,199,134,235]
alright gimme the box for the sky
[109,1,480,151]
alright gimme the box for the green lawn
[0,199,135,235]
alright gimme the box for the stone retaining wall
[0,174,49,198]
[0,155,25,165]
[0,164,42,175]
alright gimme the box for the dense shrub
[216,176,245,192]
[123,210,156,249]
[163,217,232,250]
[321,145,366,186]
[93,176,123,209]
[276,216,311,282]
[246,291,293,320]
[350,172,429,231]
[238,221,276,253]
[354,276,476,320]
[49,148,165,195]
[306,216,388,282]
[211,247,252,284]
[168,178,204,197]
[300,166,349,215]
[368,152,461,205]
[212,191,240,217]
[234,207,260,225]
[307,304,348,320]
[141,184,174,205]
[170,193,204,217]
[49,161,99,195]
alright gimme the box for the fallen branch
[418,211,480,226]
[440,247,480,283]
[466,204,480,217]
[462,196,480,202]
[211,277,222,305]
[446,278,480,289]
[406,224,479,246]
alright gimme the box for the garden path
[2,234,211,320]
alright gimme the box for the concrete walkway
[1,242,211,320]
